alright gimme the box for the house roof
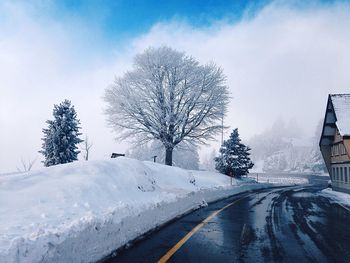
[330,94,350,136]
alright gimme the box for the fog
[1,1,350,172]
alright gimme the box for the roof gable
[319,96,336,146]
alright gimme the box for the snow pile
[319,188,350,208]
[0,157,267,262]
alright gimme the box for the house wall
[330,163,350,193]
[344,139,350,157]
[331,154,350,163]
[320,95,350,194]
[329,135,350,193]
[334,131,343,143]
[330,132,350,164]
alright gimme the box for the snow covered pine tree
[39,100,83,167]
[215,128,254,177]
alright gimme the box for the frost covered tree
[80,135,93,161]
[263,152,288,172]
[308,119,327,172]
[215,128,254,177]
[17,157,37,172]
[104,46,229,166]
[39,100,83,167]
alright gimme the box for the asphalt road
[104,185,350,263]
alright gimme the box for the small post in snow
[152,155,157,162]
[256,173,259,183]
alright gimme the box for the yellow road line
[157,195,249,263]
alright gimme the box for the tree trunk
[165,147,173,166]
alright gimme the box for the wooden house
[319,94,350,193]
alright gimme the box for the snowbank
[319,188,350,208]
[0,157,269,262]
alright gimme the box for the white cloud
[1,1,350,172]
[132,2,350,140]
[0,1,130,172]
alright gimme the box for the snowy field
[247,173,308,185]
[0,157,271,263]
[247,173,328,185]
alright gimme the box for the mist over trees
[39,100,83,167]
[104,46,229,166]
[201,149,217,171]
[126,141,200,170]
[248,119,326,173]
[307,119,327,172]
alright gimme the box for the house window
[345,167,348,183]
[333,167,336,180]
[333,145,337,156]
[336,167,339,181]
[340,167,343,182]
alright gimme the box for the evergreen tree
[40,100,83,167]
[215,128,254,177]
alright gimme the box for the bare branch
[17,157,37,172]
[79,136,93,161]
[104,46,230,165]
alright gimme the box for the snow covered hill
[0,158,268,262]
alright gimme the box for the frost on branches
[215,128,254,177]
[104,46,229,166]
[39,100,83,167]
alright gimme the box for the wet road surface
[104,185,350,263]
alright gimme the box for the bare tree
[17,157,37,172]
[104,46,230,166]
[80,136,93,161]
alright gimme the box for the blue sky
[37,1,340,34]
[54,0,270,38]
[18,0,340,52]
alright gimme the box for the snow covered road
[106,185,350,263]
